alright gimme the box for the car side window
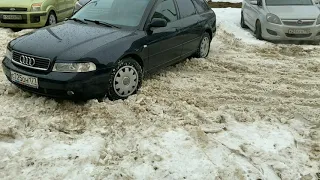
[151,0,178,23]
[175,0,197,18]
[192,0,210,13]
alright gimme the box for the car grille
[282,19,315,26]
[285,33,312,38]
[12,51,51,71]
[0,7,28,12]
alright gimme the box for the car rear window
[175,0,197,18]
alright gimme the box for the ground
[0,8,320,180]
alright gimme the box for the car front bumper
[2,57,111,100]
[262,22,320,41]
[0,11,48,28]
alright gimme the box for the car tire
[194,32,211,58]
[255,20,263,40]
[240,12,248,29]
[107,58,143,101]
[46,11,57,26]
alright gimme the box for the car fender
[256,12,267,31]
[44,5,56,16]
[82,33,148,70]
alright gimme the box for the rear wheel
[107,58,143,101]
[240,12,248,29]
[194,32,211,58]
[46,11,57,26]
[255,20,263,40]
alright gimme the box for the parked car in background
[74,0,91,13]
[241,0,320,43]
[0,0,77,28]
[3,0,216,101]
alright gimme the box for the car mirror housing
[149,18,167,28]
[250,0,258,5]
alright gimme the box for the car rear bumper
[262,22,320,41]
[2,57,111,100]
[0,11,48,28]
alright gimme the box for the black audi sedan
[2,0,216,100]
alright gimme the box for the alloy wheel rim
[113,66,139,97]
[200,37,210,57]
[49,14,56,25]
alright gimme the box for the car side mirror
[149,18,167,28]
[250,0,258,5]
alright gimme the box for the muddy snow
[0,8,319,180]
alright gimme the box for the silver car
[74,0,91,13]
[241,0,320,42]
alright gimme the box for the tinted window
[192,0,209,13]
[152,0,178,22]
[73,0,150,27]
[176,0,196,18]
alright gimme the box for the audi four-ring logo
[19,55,36,66]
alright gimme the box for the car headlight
[5,48,12,60]
[52,62,96,72]
[31,3,42,12]
[317,15,320,25]
[266,13,281,24]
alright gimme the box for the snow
[0,8,320,180]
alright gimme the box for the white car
[241,0,320,43]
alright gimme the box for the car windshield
[72,0,150,28]
[265,0,313,6]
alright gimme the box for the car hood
[11,21,133,61]
[0,0,43,8]
[266,6,320,19]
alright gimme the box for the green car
[0,0,77,28]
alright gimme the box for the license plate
[11,71,38,88]
[288,29,310,34]
[3,15,22,20]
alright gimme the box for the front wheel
[107,58,143,101]
[46,12,57,26]
[194,32,211,58]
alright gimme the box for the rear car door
[146,0,183,70]
[175,0,202,57]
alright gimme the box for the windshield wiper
[68,18,87,24]
[84,19,120,29]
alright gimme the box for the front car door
[56,0,74,21]
[145,0,183,70]
[175,0,202,57]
